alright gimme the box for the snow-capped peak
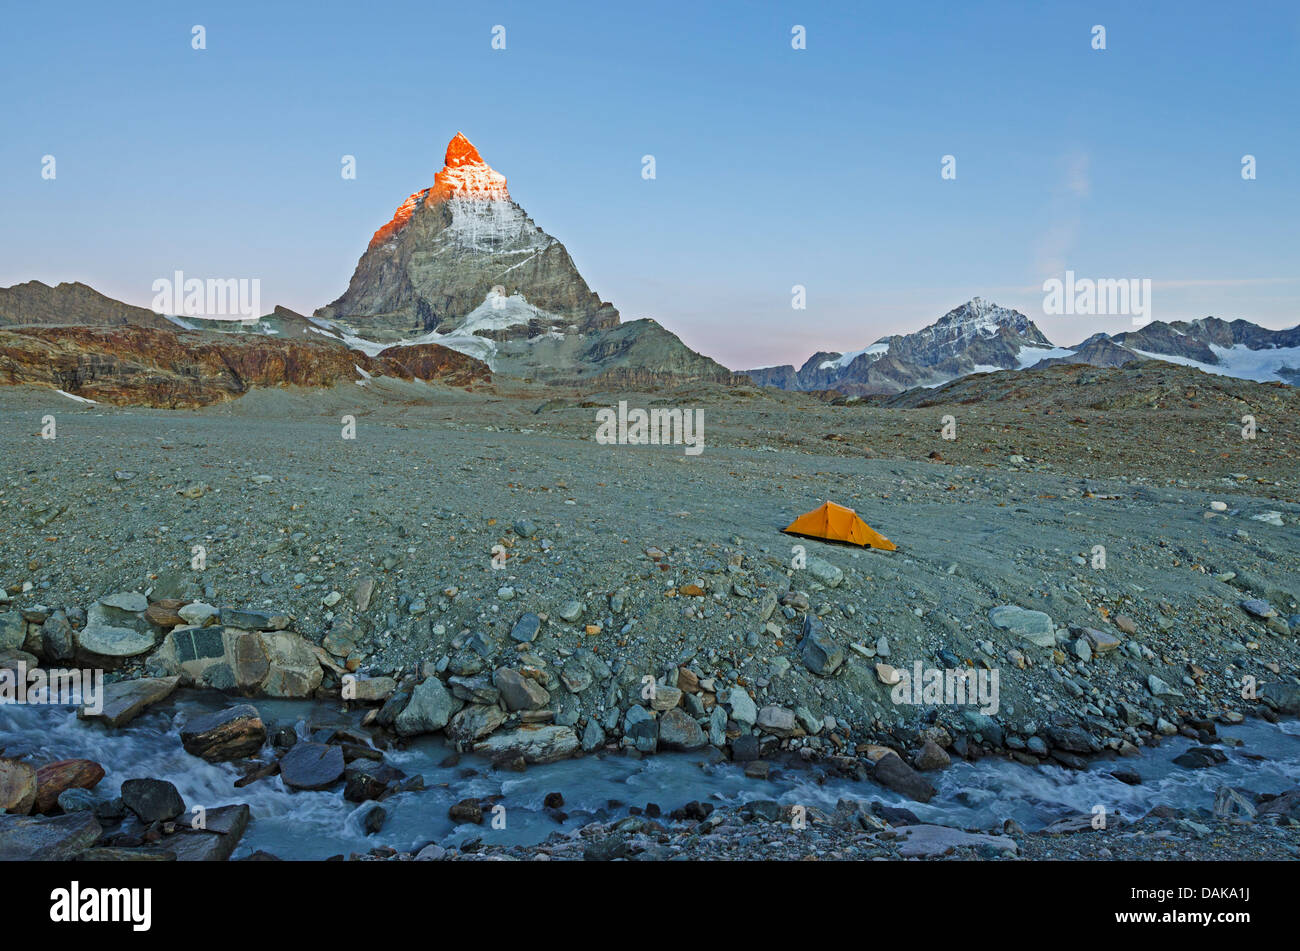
[430,132,509,203]
[935,297,1031,335]
[368,133,510,248]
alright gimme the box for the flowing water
[3,690,1298,859]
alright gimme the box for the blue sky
[1,0,1296,369]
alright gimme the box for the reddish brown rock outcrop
[0,325,488,408]
[34,759,106,814]
[377,342,492,387]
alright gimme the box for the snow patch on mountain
[1016,345,1076,368]
[1130,344,1300,383]
[444,197,552,254]
[456,291,554,334]
[306,291,571,372]
[821,341,889,370]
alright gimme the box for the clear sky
[2,0,1296,369]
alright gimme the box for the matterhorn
[318,132,618,343]
[317,133,735,385]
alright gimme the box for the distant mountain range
[2,135,1294,403]
[744,298,1300,393]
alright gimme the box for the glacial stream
[3,690,1299,859]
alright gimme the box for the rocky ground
[1,366,1298,859]
[391,798,1300,862]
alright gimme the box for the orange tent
[782,501,896,551]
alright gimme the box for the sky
[1,0,1297,370]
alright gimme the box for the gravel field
[2,373,1298,861]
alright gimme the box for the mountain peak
[936,297,1037,335]
[444,132,483,167]
[431,132,509,203]
[367,133,510,248]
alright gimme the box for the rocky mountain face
[0,325,488,408]
[746,299,1300,393]
[1100,318,1300,384]
[0,280,176,330]
[315,133,737,386]
[1038,333,1144,369]
[748,299,1061,395]
[317,133,619,342]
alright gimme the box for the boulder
[79,676,179,728]
[445,704,507,743]
[961,710,1005,747]
[1080,626,1122,654]
[756,705,798,737]
[559,658,594,693]
[895,824,1018,858]
[731,735,761,762]
[57,788,100,813]
[988,605,1055,647]
[1240,598,1276,619]
[229,631,270,690]
[494,668,551,711]
[219,608,289,631]
[657,708,707,750]
[726,686,758,729]
[0,758,37,815]
[259,631,323,698]
[913,740,951,771]
[358,802,386,836]
[180,704,267,762]
[144,600,188,629]
[449,798,483,824]
[34,760,105,814]
[395,677,463,735]
[1213,786,1257,820]
[805,556,844,588]
[40,610,76,662]
[1260,682,1300,715]
[649,685,682,711]
[99,592,148,613]
[177,602,218,626]
[799,616,844,676]
[345,675,396,703]
[1256,789,1300,821]
[0,811,101,860]
[473,725,579,764]
[0,612,25,652]
[343,761,404,803]
[121,778,186,822]
[1173,746,1227,769]
[871,752,937,803]
[167,804,250,861]
[156,625,228,682]
[77,624,155,659]
[622,706,658,753]
[1147,675,1183,700]
[278,742,345,790]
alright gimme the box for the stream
[3,690,1299,859]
